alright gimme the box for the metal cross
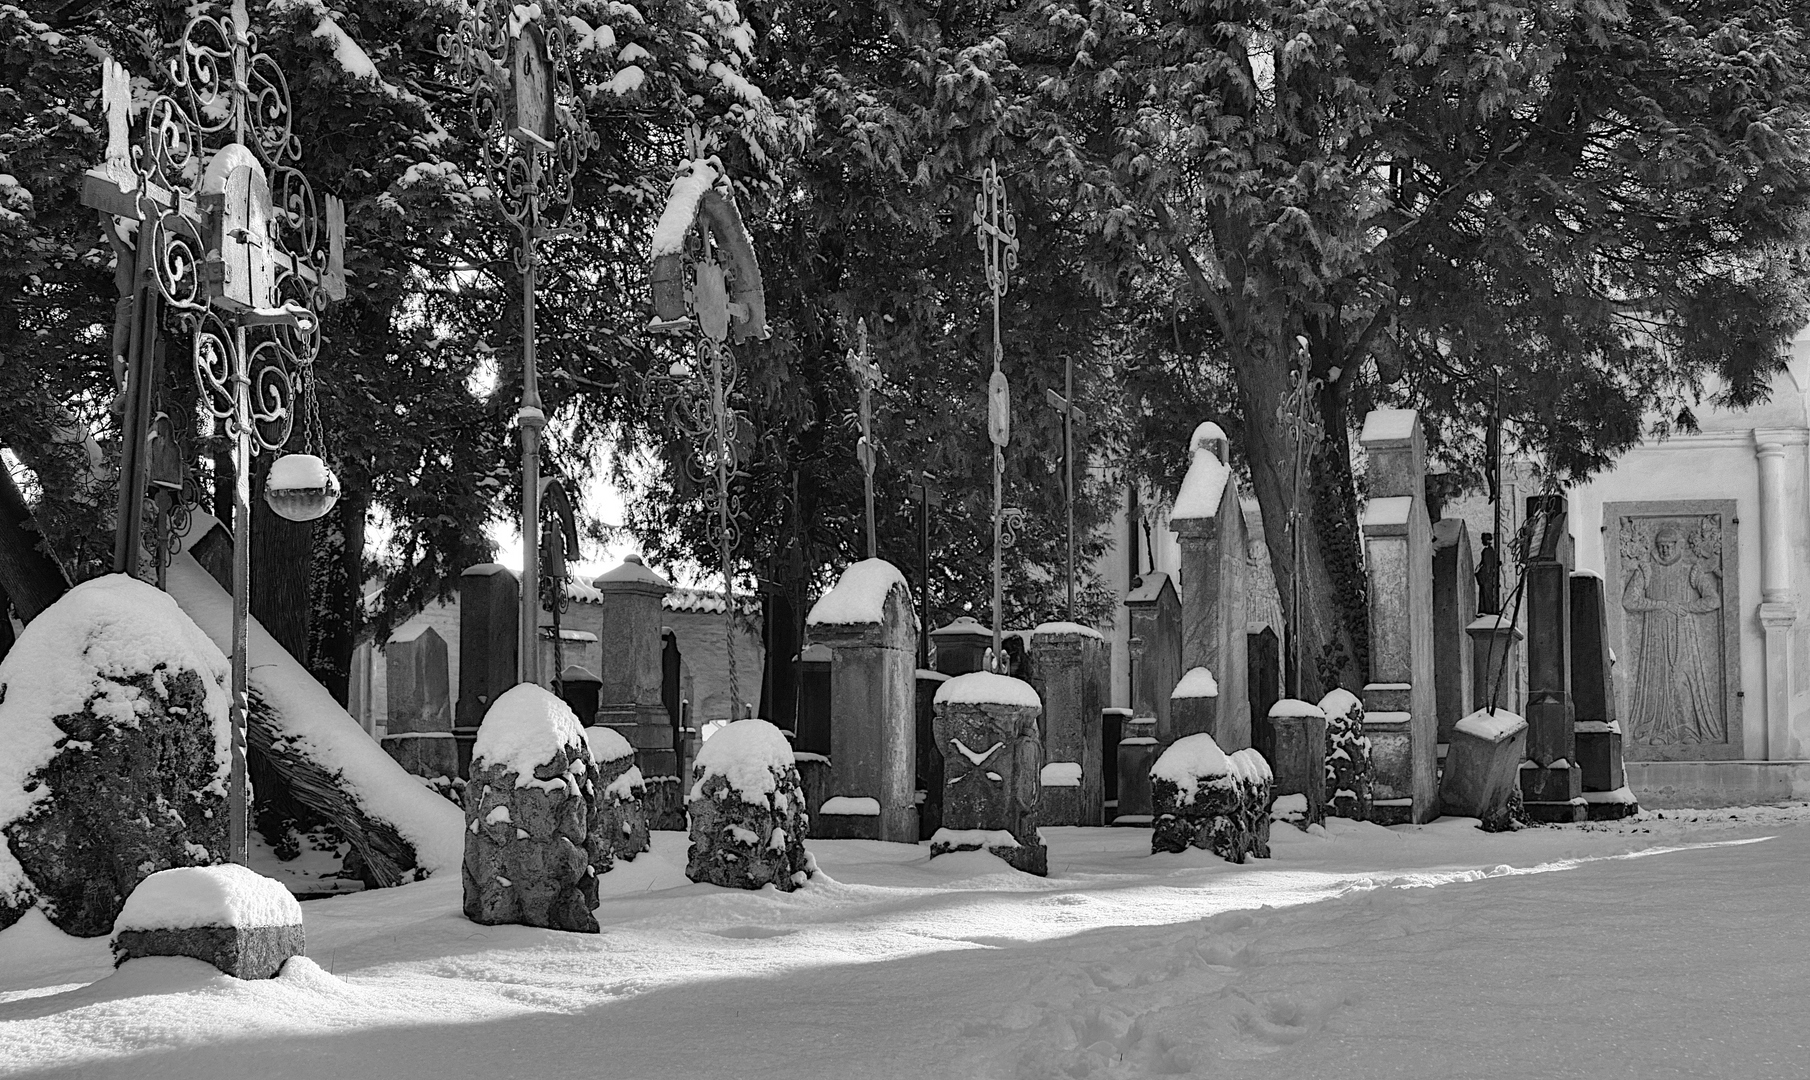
[1044,356,1088,622]
[972,159,1019,669]
[846,318,882,560]
[905,469,943,669]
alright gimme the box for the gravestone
[930,616,993,676]
[1357,409,1438,824]
[1247,626,1281,764]
[1026,623,1107,826]
[112,865,303,980]
[1438,708,1527,831]
[1519,496,1583,824]
[1150,736,1272,862]
[794,643,832,757]
[558,665,602,725]
[456,564,519,775]
[1431,519,1477,744]
[1124,573,1181,741]
[1319,688,1374,821]
[382,625,458,778]
[1168,423,1251,751]
[1602,501,1742,761]
[1571,570,1638,820]
[1114,716,1159,825]
[804,559,919,843]
[592,555,676,779]
[1267,699,1327,827]
[916,669,950,839]
[931,672,1046,875]
[1467,613,1523,716]
[685,719,813,891]
[1101,706,1129,809]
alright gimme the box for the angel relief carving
[1619,516,1726,746]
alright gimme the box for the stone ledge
[1627,760,1810,808]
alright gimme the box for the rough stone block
[639,776,686,832]
[928,827,1048,875]
[112,925,304,980]
[110,864,303,979]
[685,720,814,891]
[1320,689,1374,822]
[1150,735,1271,863]
[1026,623,1106,827]
[1268,701,1327,827]
[1114,719,1159,825]
[1438,709,1527,831]
[932,674,1046,875]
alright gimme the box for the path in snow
[1,808,1807,1079]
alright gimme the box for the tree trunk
[1238,350,1368,703]
[308,486,366,706]
[251,457,313,664]
[0,465,71,623]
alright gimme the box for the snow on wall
[805,558,913,628]
[0,575,231,905]
[165,552,462,878]
[115,864,300,932]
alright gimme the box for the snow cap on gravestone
[1171,422,1232,521]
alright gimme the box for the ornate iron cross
[972,159,1019,669]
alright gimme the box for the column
[1756,439,1798,760]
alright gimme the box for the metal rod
[1064,355,1075,622]
[229,322,251,865]
[112,242,159,577]
[518,152,544,689]
[918,485,930,671]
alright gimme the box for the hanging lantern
[264,453,340,522]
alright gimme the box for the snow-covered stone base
[1583,786,1641,821]
[110,865,303,979]
[1319,688,1374,822]
[1150,736,1272,863]
[685,720,813,891]
[927,827,1048,875]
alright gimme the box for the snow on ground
[3,805,1809,1079]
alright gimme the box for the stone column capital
[1758,600,1798,629]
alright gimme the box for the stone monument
[1357,408,1438,824]
[1114,715,1160,825]
[685,719,814,891]
[1124,572,1181,740]
[1026,622,1107,826]
[804,559,919,843]
[930,616,994,677]
[592,555,677,779]
[931,672,1047,875]
[1431,518,1477,744]
[1266,699,1327,827]
[456,563,519,773]
[1519,495,1583,824]
[381,624,458,779]
[1571,570,1638,820]
[1168,422,1250,751]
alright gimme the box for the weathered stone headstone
[583,726,650,864]
[1247,626,1281,764]
[1467,613,1523,716]
[1114,716,1159,825]
[1124,572,1181,741]
[1169,666,1220,745]
[685,719,813,891]
[456,563,519,775]
[1570,570,1637,820]
[916,668,950,839]
[804,559,919,843]
[930,616,993,676]
[1168,423,1251,751]
[1437,708,1527,832]
[1026,622,1107,827]
[463,684,600,933]
[1520,496,1583,824]
[931,672,1046,875]
[0,575,231,937]
[1357,409,1438,824]
[1431,519,1477,744]
[382,624,458,779]
[1267,699,1327,828]
[1101,706,1129,810]
[1318,688,1374,821]
[1150,735,1271,862]
[794,643,832,757]
[112,865,303,979]
[593,555,677,780]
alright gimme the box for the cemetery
[2,0,1810,1076]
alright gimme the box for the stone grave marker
[1468,613,1524,716]
[685,719,814,891]
[382,624,458,779]
[1124,572,1181,741]
[1114,715,1159,825]
[1519,496,1583,824]
[805,559,919,843]
[1168,423,1251,750]
[1570,570,1638,820]
[1357,408,1438,824]
[930,615,994,677]
[112,865,303,979]
[931,672,1047,875]
[916,668,951,839]
[1431,518,1477,744]
[456,563,519,775]
[593,555,677,779]
[1267,699,1327,828]
[1248,626,1282,764]
[1150,735,1272,862]
[1438,707,1527,831]
[1026,622,1107,826]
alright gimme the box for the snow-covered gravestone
[1319,688,1374,821]
[0,575,231,937]
[1266,698,1327,828]
[685,719,814,890]
[1149,734,1271,863]
[584,726,650,866]
[1437,708,1527,832]
[1167,423,1250,750]
[112,864,303,979]
[1357,408,1438,824]
[1027,622,1106,827]
[931,672,1047,876]
[464,685,601,934]
[804,559,919,843]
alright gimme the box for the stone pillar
[1431,519,1477,744]
[1467,614,1523,715]
[1026,623,1106,826]
[931,672,1046,875]
[1571,571,1637,820]
[456,563,518,777]
[1756,440,1800,760]
[1168,422,1251,751]
[1267,700,1327,827]
[1113,716,1159,824]
[382,626,458,778]
[1124,573,1181,740]
[1357,409,1438,824]
[592,555,676,779]
[1520,495,1582,823]
[930,616,993,676]
[805,559,919,843]
[794,643,832,756]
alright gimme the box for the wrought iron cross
[1044,357,1087,622]
[847,318,882,560]
[972,159,1019,669]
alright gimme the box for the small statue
[1475,532,1502,614]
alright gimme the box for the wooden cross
[846,317,882,560]
[905,469,942,669]
[1045,356,1088,622]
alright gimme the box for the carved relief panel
[1603,500,1742,760]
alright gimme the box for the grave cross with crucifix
[847,317,882,560]
[1045,358,1087,621]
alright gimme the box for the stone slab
[381,732,460,779]
[1438,720,1527,830]
[1115,721,1159,823]
[1269,712,1327,826]
[112,924,304,980]
[1625,760,1810,808]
